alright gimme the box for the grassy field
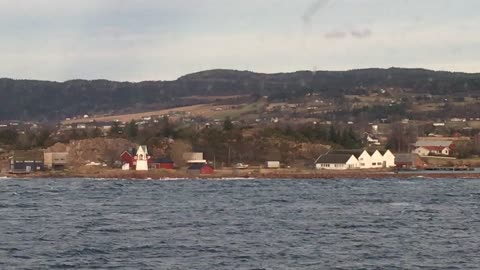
[211,103,262,119]
[63,104,212,124]
[424,157,480,167]
[63,100,266,124]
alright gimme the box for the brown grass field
[63,104,216,124]
[63,101,263,124]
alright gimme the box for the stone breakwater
[5,167,480,180]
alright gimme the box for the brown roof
[395,153,420,163]
[12,150,44,161]
[317,154,354,164]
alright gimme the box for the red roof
[424,146,448,151]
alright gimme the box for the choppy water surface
[1,178,480,269]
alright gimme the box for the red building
[395,153,427,169]
[149,157,175,170]
[121,148,155,170]
[187,163,214,175]
[121,147,177,170]
[120,150,136,169]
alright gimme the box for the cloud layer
[1,0,479,81]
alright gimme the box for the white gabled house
[316,154,359,170]
[368,150,385,168]
[413,140,453,157]
[330,150,371,169]
[366,134,381,146]
[316,149,396,170]
[381,150,396,168]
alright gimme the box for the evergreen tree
[0,129,18,145]
[125,120,138,138]
[223,117,234,131]
[328,125,338,143]
[89,127,102,138]
[109,122,122,137]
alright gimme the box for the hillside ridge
[2,67,480,121]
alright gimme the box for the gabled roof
[317,154,355,164]
[415,140,452,147]
[12,150,44,161]
[121,147,137,157]
[121,150,133,157]
[137,145,148,154]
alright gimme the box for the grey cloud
[350,29,372,39]
[324,31,347,39]
[324,29,372,39]
[302,0,331,24]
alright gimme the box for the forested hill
[1,68,480,121]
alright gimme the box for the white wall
[316,150,395,170]
[370,150,384,168]
[136,146,149,171]
[383,150,396,168]
[413,147,430,157]
[357,151,372,169]
[316,155,359,170]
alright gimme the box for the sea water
[1,178,479,269]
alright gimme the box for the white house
[330,150,372,169]
[316,149,396,170]
[366,135,381,146]
[413,140,453,157]
[135,145,149,171]
[368,150,385,168]
[316,154,359,170]
[413,147,431,156]
[381,150,396,168]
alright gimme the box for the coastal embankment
[3,167,480,180]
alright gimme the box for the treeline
[109,119,362,165]
[0,128,53,150]
[0,119,363,165]
[2,68,480,120]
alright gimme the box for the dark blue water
[1,178,480,269]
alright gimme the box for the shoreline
[3,168,480,180]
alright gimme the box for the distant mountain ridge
[1,67,480,121]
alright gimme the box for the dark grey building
[10,150,44,173]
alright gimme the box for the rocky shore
[3,167,480,180]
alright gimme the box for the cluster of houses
[413,140,453,157]
[7,145,216,175]
[7,145,428,174]
[315,135,478,171]
[15,137,471,174]
[9,150,68,173]
[411,136,474,157]
[120,145,214,175]
[315,149,396,170]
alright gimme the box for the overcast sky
[1,0,479,81]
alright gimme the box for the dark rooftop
[12,150,44,161]
[317,154,354,164]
